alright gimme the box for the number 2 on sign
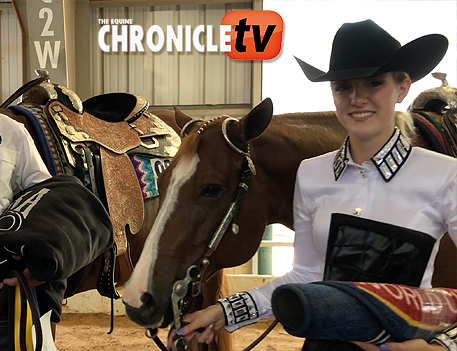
[34,0,61,69]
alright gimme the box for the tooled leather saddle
[9,73,180,298]
[42,82,180,290]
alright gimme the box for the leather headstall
[169,117,255,351]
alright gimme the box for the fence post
[258,225,273,275]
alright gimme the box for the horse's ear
[241,98,273,141]
[173,106,193,130]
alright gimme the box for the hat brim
[296,34,448,83]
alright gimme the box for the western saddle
[19,70,181,297]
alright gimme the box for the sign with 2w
[14,0,68,84]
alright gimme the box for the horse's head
[122,98,273,328]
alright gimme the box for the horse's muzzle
[123,291,161,327]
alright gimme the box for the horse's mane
[272,111,339,127]
[262,111,346,151]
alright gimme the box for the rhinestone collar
[333,128,412,182]
[333,137,350,181]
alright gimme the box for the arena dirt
[54,313,304,351]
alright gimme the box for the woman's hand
[167,303,225,349]
[2,267,45,288]
[0,256,45,289]
[354,340,445,351]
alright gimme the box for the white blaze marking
[123,152,200,308]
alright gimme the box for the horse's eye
[200,185,222,198]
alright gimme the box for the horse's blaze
[123,153,199,315]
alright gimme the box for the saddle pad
[8,104,72,176]
[130,155,172,199]
[443,109,457,156]
[412,111,451,155]
[421,110,457,156]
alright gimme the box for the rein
[0,270,43,351]
[148,117,275,351]
[0,70,49,109]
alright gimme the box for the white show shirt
[244,140,457,324]
[0,113,51,213]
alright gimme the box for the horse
[122,97,457,350]
[1,79,238,351]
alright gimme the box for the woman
[173,20,457,351]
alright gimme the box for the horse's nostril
[124,292,161,327]
[140,291,157,310]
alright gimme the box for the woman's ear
[396,77,412,104]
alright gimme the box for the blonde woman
[174,20,456,351]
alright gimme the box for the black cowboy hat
[295,19,448,82]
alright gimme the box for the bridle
[146,117,276,351]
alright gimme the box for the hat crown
[295,19,448,82]
[329,20,401,72]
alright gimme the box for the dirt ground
[54,313,304,351]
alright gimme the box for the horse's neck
[252,112,346,228]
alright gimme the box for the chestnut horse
[2,102,233,351]
[1,81,234,351]
[122,97,457,349]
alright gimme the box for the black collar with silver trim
[333,128,412,182]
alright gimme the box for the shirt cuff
[430,325,457,351]
[218,291,259,332]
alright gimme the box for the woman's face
[331,73,411,143]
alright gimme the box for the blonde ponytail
[395,111,416,144]
[392,71,417,144]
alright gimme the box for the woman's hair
[392,71,417,143]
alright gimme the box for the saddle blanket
[8,104,70,175]
[131,155,171,199]
[272,281,457,344]
[412,110,457,156]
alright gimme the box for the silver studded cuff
[218,291,259,327]
[430,325,457,351]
